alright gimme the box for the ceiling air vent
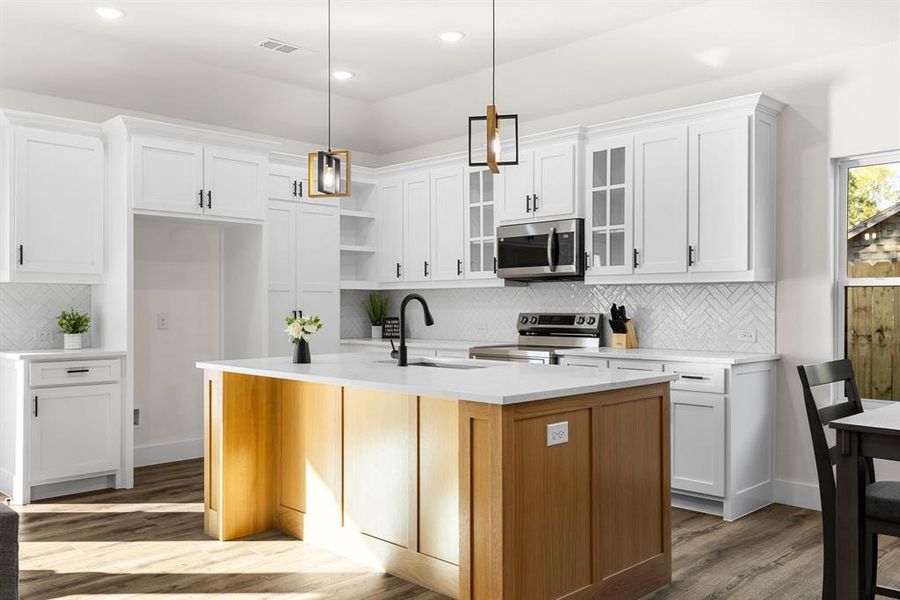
[258,38,313,55]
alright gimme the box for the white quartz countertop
[0,348,127,361]
[341,337,510,351]
[555,347,780,365]
[196,351,677,405]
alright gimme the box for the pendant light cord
[327,0,332,152]
[492,0,495,106]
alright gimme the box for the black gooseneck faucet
[396,293,434,366]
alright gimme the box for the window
[835,151,900,401]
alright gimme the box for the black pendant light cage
[468,112,519,168]
[308,0,351,198]
[468,0,518,171]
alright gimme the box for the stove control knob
[576,316,585,325]
[530,316,538,324]
[520,315,529,325]
[587,317,597,325]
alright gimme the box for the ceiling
[1,0,898,155]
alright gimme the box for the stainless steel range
[468,312,603,364]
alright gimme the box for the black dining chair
[798,359,900,600]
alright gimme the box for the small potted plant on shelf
[285,314,323,364]
[364,292,390,339]
[57,308,91,350]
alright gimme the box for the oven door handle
[546,226,558,272]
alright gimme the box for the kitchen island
[196,351,677,600]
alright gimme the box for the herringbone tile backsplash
[342,282,776,353]
[0,283,92,351]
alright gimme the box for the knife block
[611,320,639,349]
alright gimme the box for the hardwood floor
[11,459,900,599]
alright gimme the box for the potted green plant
[364,292,390,339]
[57,308,91,350]
[284,314,323,364]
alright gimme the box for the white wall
[376,40,900,505]
[133,218,221,465]
[0,87,382,168]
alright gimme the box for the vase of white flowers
[284,314,323,364]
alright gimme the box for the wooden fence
[846,261,900,400]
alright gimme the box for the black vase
[293,338,311,364]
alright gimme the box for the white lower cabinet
[555,353,776,520]
[30,383,122,482]
[0,354,125,504]
[670,390,725,497]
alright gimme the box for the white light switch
[547,421,569,447]
[157,313,169,330]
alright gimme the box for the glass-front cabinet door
[586,135,634,276]
[465,168,500,279]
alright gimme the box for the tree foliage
[848,163,900,228]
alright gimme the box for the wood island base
[203,370,671,600]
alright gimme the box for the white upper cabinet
[132,136,265,221]
[267,163,305,202]
[532,143,576,218]
[2,123,105,283]
[585,135,633,277]
[203,147,265,220]
[402,172,431,283]
[133,137,203,215]
[500,143,576,223]
[430,166,465,281]
[688,116,750,273]
[633,125,689,275]
[465,168,500,279]
[379,177,404,282]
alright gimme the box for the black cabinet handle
[298,181,303,197]
[584,251,590,270]
[199,190,204,208]
[293,181,298,197]
[633,248,639,269]
[457,258,462,276]
[396,262,401,279]
[424,261,429,277]
[493,256,498,273]
[688,245,695,266]
[533,194,540,211]
[33,396,38,418]
[292,310,298,319]
[207,190,212,209]
[526,194,532,212]
[66,368,90,374]
[679,374,707,381]
[18,244,23,266]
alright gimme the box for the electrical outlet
[546,421,569,447]
[737,327,757,343]
[157,313,169,330]
[34,328,56,343]
[133,408,142,428]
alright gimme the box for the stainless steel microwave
[496,218,584,280]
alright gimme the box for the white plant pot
[63,333,82,350]
[371,325,383,339]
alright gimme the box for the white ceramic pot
[63,333,82,350]
[371,325,383,339]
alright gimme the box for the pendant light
[468,0,518,174]
[308,0,351,197]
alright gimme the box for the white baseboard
[31,474,117,502]
[774,479,821,511]
[134,438,204,467]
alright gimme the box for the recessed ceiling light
[438,31,465,43]
[332,71,354,80]
[94,6,125,20]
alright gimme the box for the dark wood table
[830,402,900,599]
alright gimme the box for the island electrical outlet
[547,421,569,446]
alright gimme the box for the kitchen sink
[375,359,488,370]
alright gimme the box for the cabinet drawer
[30,359,122,388]
[559,356,608,369]
[608,359,664,372]
[666,362,726,394]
